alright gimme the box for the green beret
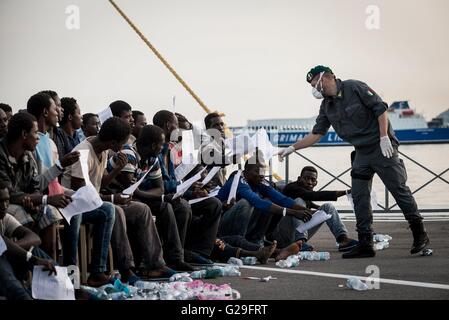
[306,65,333,83]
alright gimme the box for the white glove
[380,136,393,158]
[278,146,296,162]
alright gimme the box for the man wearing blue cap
[279,66,430,258]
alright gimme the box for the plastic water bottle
[298,251,330,261]
[346,277,369,291]
[227,257,243,266]
[374,234,392,242]
[169,272,192,282]
[219,265,241,277]
[374,241,389,251]
[190,270,206,279]
[275,256,300,268]
[80,285,110,300]
[135,281,160,291]
[241,256,257,265]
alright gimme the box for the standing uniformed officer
[279,65,430,258]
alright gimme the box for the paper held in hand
[32,266,75,300]
[173,167,207,199]
[227,170,242,204]
[59,149,103,224]
[295,210,332,233]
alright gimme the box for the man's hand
[222,198,236,211]
[34,258,57,276]
[22,196,36,212]
[288,209,312,222]
[114,152,128,170]
[164,193,180,205]
[291,203,307,211]
[60,151,80,168]
[192,188,208,199]
[337,189,351,197]
[278,146,295,162]
[48,194,72,208]
[380,136,394,158]
[114,193,132,206]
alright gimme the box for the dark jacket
[282,181,338,209]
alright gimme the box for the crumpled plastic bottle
[346,277,369,291]
[298,251,330,261]
[374,241,389,251]
[227,257,243,266]
[241,256,257,265]
[80,285,110,300]
[275,255,300,268]
[169,272,193,282]
[374,234,392,242]
[190,270,207,279]
[219,265,241,277]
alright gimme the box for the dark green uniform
[312,79,422,233]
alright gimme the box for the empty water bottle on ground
[346,277,369,291]
[169,273,192,282]
[298,251,330,261]
[374,241,389,251]
[374,234,392,242]
[227,257,243,266]
[241,256,257,265]
[275,255,300,268]
[219,265,241,277]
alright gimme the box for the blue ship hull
[270,127,449,146]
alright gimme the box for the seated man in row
[0,111,65,259]
[216,151,313,255]
[153,110,222,264]
[0,182,57,300]
[104,125,193,271]
[26,92,117,287]
[274,166,358,252]
[62,117,175,284]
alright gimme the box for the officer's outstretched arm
[292,133,323,150]
[278,133,323,161]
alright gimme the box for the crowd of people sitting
[0,93,357,300]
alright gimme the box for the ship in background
[230,101,449,146]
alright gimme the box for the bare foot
[255,240,278,264]
[274,240,303,261]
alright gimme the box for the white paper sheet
[296,210,332,233]
[98,106,113,125]
[227,170,242,204]
[32,266,75,300]
[251,128,279,161]
[200,166,221,186]
[173,167,207,199]
[188,187,221,205]
[0,235,6,256]
[346,189,380,211]
[78,149,92,186]
[174,162,197,181]
[60,184,103,224]
[122,159,158,195]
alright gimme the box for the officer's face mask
[311,72,325,99]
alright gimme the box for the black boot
[342,233,376,259]
[409,220,430,254]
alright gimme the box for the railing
[280,150,449,213]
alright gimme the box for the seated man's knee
[294,197,307,207]
[320,202,336,213]
[236,199,252,210]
